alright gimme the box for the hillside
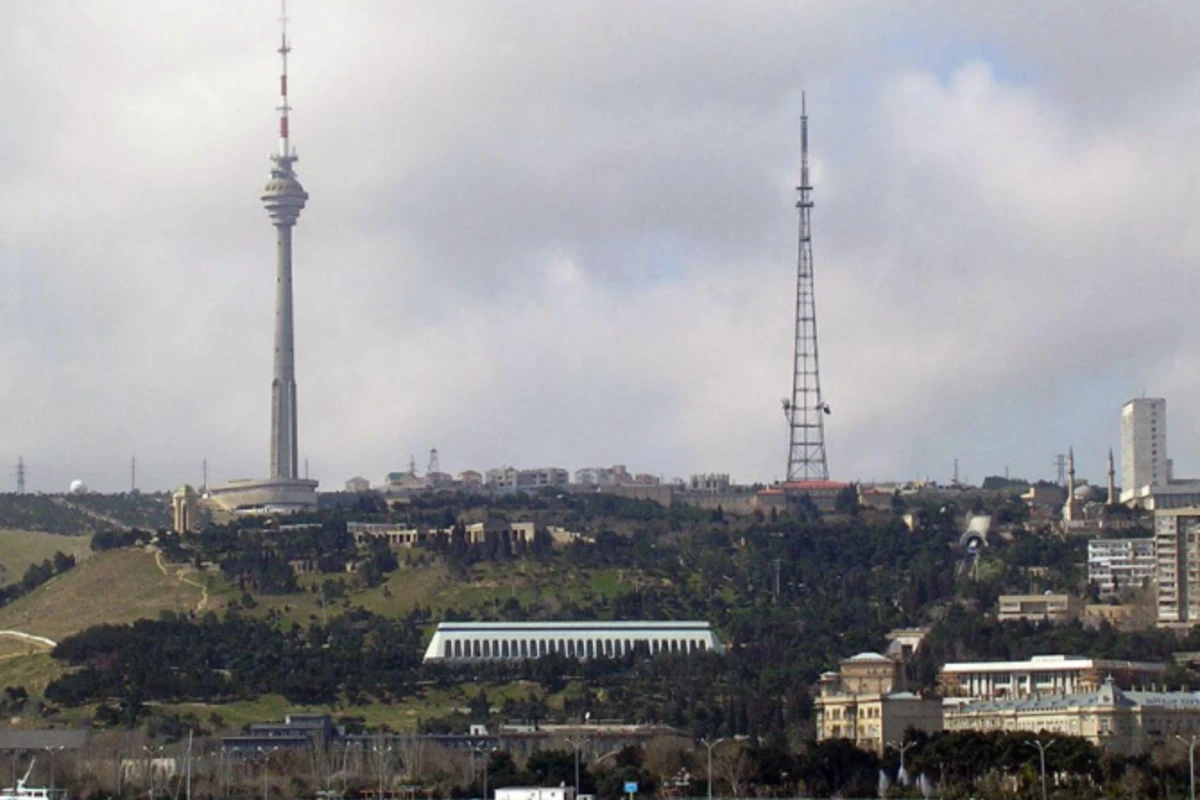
[0,530,92,585]
[0,549,206,642]
[0,493,171,535]
[248,560,640,627]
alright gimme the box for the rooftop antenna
[428,447,440,476]
[15,456,25,495]
[1053,453,1067,485]
[783,91,830,482]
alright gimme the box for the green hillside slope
[0,549,205,642]
[0,530,92,585]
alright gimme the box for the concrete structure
[779,479,852,513]
[1088,538,1156,598]
[485,467,518,489]
[938,654,1165,704]
[689,473,731,493]
[465,520,535,546]
[210,9,317,513]
[344,476,370,493]
[1121,398,1168,503]
[944,679,1200,755]
[575,465,633,486]
[518,467,569,490]
[422,621,722,663]
[222,713,338,756]
[1154,507,1200,626]
[814,653,942,754]
[996,593,1082,624]
[171,485,201,533]
[349,522,436,548]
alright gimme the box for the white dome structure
[68,479,88,495]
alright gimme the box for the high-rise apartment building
[1121,398,1168,502]
[1154,508,1200,626]
[1087,538,1156,598]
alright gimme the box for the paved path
[0,629,56,648]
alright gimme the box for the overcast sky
[1,1,1197,493]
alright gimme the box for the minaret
[262,0,308,481]
[1063,447,1078,522]
[783,92,830,482]
[1107,448,1117,505]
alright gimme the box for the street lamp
[1178,734,1198,800]
[470,745,494,800]
[565,738,585,797]
[700,738,724,800]
[257,747,277,800]
[371,740,394,800]
[1026,738,1054,800]
[143,745,165,800]
[888,740,916,786]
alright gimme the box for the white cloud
[0,1,1197,491]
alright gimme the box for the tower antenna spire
[782,91,830,481]
[276,0,293,162]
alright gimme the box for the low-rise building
[938,654,1165,704]
[344,476,371,493]
[814,653,942,754]
[944,679,1200,755]
[518,467,569,490]
[996,592,1082,624]
[465,520,536,546]
[689,473,731,493]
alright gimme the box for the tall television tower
[783,93,829,482]
[263,0,309,481]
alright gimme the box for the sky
[1,1,1199,493]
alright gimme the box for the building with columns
[938,654,1164,705]
[422,621,722,663]
[945,679,1200,755]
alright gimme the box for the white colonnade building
[423,621,722,663]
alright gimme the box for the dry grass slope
[0,530,92,585]
[0,549,203,642]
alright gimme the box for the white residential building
[1121,398,1169,502]
[1154,507,1200,626]
[1088,538,1156,598]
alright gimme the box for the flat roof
[942,655,1165,674]
[433,621,713,632]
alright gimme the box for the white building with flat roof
[1121,398,1169,502]
[423,621,722,663]
[938,655,1165,705]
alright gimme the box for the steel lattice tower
[783,93,829,481]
